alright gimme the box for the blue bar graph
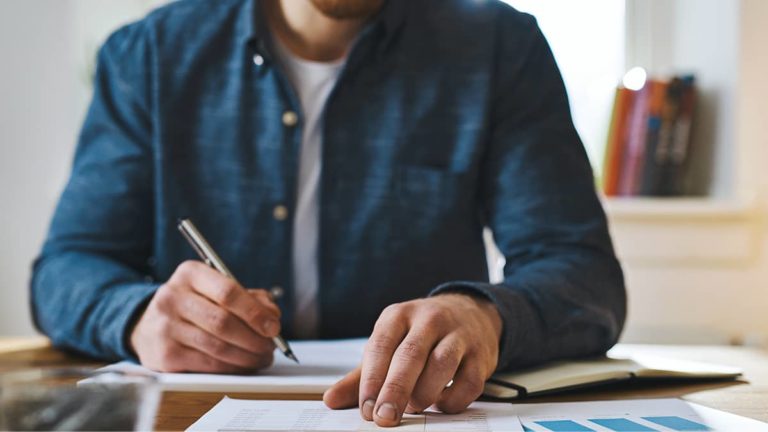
[642,416,710,431]
[535,420,595,431]
[589,418,657,431]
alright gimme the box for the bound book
[483,352,741,400]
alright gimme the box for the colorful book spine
[652,77,686,196]
[666,76,697,195]
[639,80,670,195]
[602,87,635,196]
[603,75,696,197]
[618,81,652,196]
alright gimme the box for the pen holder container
[0,367,160,431]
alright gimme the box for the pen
[177,218,299,364]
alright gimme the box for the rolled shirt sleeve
[30,22,159,360]
[432,14,626,371]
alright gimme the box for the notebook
[484,352,742,399]
[94,339,365,393]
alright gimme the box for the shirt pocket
[390,165,464,250]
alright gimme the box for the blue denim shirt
[31,0,625,370]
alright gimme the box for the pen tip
[287,351,300,364]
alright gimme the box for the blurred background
[0,0,766,346]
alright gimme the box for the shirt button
[253,54,264,66]
[282,111,298,127]
[273,205,289,221]
[270,286,285,300]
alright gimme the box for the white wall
[0,0,159,336]
[0,1,78,336]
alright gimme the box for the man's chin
[309,0,385,20]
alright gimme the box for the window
[502,0,627,174]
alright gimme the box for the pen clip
[178,222,209,263]
[177,218,236,279]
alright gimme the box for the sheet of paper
[186,397,524,432]
[513,398,768,432]
[688,401,768,432]
[98,338,366,393]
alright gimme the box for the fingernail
[262,319,278,335]
[376,402,398,422]
[362,399,375,419]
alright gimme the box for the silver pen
[177,218,299,364]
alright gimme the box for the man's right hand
[130,260,281,373]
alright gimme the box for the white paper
[98,339,365,393]
[186,397,524,432]
[186,396,767,432]
[513,398,768,432]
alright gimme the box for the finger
[176,290,275,354]
[373,331,439,427]
[359,305,409,421]
[406,335,464,413]
[323,366,361,409]
[248,289,282,314]
[156,342,250,374]
[435,359,488,414]
[175,261,281,337]
[170,319,274,370]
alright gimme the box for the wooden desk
[1,340,766,430]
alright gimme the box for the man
[31,0,626,427]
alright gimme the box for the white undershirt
[273,40,345,338]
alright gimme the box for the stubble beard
[308,0,385,20]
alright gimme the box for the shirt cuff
[429,281,540,371]
[106,282,159,361]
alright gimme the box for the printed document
[186,398,523,432]
[186,398,768,432]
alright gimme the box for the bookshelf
[606,0,766,238]
[620,0,745,201]
[603,196,759,222]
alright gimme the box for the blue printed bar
[641,416,710,431]
[590,418,657,431]
[535,420,595,431]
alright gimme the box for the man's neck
[264,0,374,62]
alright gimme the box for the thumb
[323,366,361,409]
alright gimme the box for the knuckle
[397,339,425,362]
[361,375,386,390]
[206,310,230,333]
[215,282,240,305]
[381,303,404,319]
[382,378,410,398]
[176,260,199,277]
[155,316,173,335]
[246,307,266,324]
[367,334,398,356]
[204,335,227,356]
[463,373,486,396]
[432,344,462,370]
[153,286,175,311]
[251,289,270,301]
[423,306,450,328]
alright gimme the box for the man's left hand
[323,293,503,427]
